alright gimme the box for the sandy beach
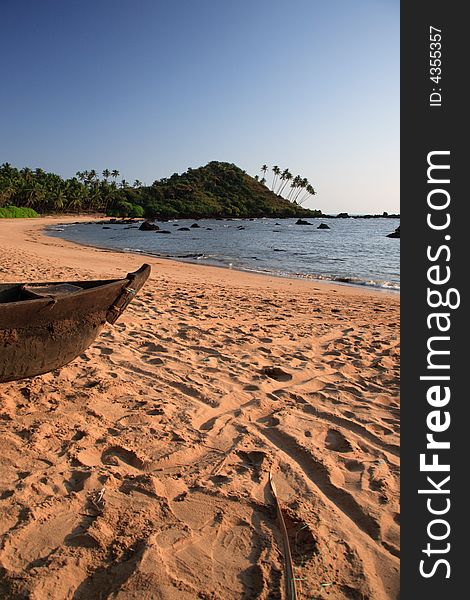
[0,217,400,599]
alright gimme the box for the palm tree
[278,170,292,197]
[111,169,120,181]
[261,164,268,182]
[133,179,143,188]
[102,169,111,180]
[287,175,301,201]
[276,168,290,195]
[260,177,266,185]
[294,178,309,203]
[120,179,128,189]
[276,169,286,194]
[87,170,97,183]
[299,184,316,204]
[271,165,280,191]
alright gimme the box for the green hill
[126,162,320,219]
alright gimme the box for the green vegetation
[0,205,39,218]
[0,161,321,219]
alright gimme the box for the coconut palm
[261,164,268,181]
[275,169,286,194]
[271,165,280,191]
[277,169,291,196]
[133,180,143,188]
[102,169,111,180]
[287,175,301,201]
[294,178,309,203]
[299,184,316,204]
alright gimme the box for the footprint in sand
[146,357,165,365]
[65,470,92,493]
[325,428,353,453]
[140,341,168,353]
[369,423,394,436]
[260,366,292,382]
[236,450,267,482]
[243,384,260,392]
[97,346,113,356]
[281,510,318,564]
[209,474,232,485]
[344,459,364,472]
[101,446,145,469]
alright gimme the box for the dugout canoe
[0,264,151,383]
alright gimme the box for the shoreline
[44,224,400,294]
[0,216,400,599]
[16,214,397,295]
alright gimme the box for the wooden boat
[0,264,151,383]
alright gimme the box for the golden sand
[0,217,400,599]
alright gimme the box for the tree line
[0,163,145,216]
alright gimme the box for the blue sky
[0,0,399,213]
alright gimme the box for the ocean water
[46,217,400,290]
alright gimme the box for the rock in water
[295,219,313,225]
[139,221,160,231]
[317,223,330,229]
[387,225,400,238]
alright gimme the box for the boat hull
[0,265,150,383]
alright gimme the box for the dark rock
[102,226,111,229]
[190,223,200,228]
[155,230,171,234]
[387,225,400,238]
[178,227,190,231]
[237,226,246,230]
[295,219,313,225]
[139,221,160,231]
[336,212,350,218]
[206,227,213,230]
[317,223,330,229]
